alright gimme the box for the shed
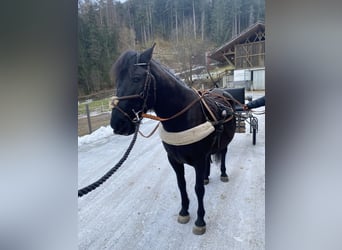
[208,22,265,90]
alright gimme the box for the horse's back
[223,87,245,111]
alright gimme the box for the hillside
[78,0,264,96]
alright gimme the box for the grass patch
[78,97,112,115]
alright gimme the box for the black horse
[110,44,236,235]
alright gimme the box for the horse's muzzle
[111,112,136,136]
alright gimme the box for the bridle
[110,54,156,123]
[110,54,202,124]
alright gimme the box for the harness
[110,53,237,145]
[109,62,202,123]
[196,89,236,148]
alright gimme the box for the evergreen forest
[78,0,264,96]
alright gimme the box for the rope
[78,121,141,198]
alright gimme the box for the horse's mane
[111,49,189,89]
[150,59,189,88]
[110,50,136,82]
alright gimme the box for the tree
[78,0,265,95]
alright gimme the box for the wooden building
[208,22,265,90]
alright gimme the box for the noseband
[110,55,156,123]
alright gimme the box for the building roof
[208,22,265,63]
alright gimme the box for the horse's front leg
[220,147,229,182]
[204,155,211,185]
[193,162,206,235]
[168,155,190,224]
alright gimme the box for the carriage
[224,87,259,145]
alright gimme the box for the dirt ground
[78,113,111,136]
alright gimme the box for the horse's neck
[151,65,205,132]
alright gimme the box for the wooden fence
[78,99,112,136]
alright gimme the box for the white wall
[252,69,265,90]
[234,69,251,81]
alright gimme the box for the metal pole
[86,103,92,134]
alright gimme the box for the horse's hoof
[192,225,206,235]
[177,215,190,224]
[220,176,229,182]
[204,179,209,185]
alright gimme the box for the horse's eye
[132,77,141,83]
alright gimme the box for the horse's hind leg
[168,155,190,224]
[220,147,229,182]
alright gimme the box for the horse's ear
[139,43,156,63]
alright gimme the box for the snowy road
[78,92,265,250]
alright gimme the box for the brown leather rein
[141,96,202,122]
[110,61,204,123]
[110,61,242,126]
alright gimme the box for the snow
[78,92,265,249]
[78,126,113,147]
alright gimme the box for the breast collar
[158,121,215,146]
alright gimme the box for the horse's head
[110,44,156,135]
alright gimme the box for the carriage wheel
[250,116,258,146]
[252,127,256,145]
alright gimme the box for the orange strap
[141,113,168,121]
[141,95,202,122]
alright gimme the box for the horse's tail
[212,152,222,166]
